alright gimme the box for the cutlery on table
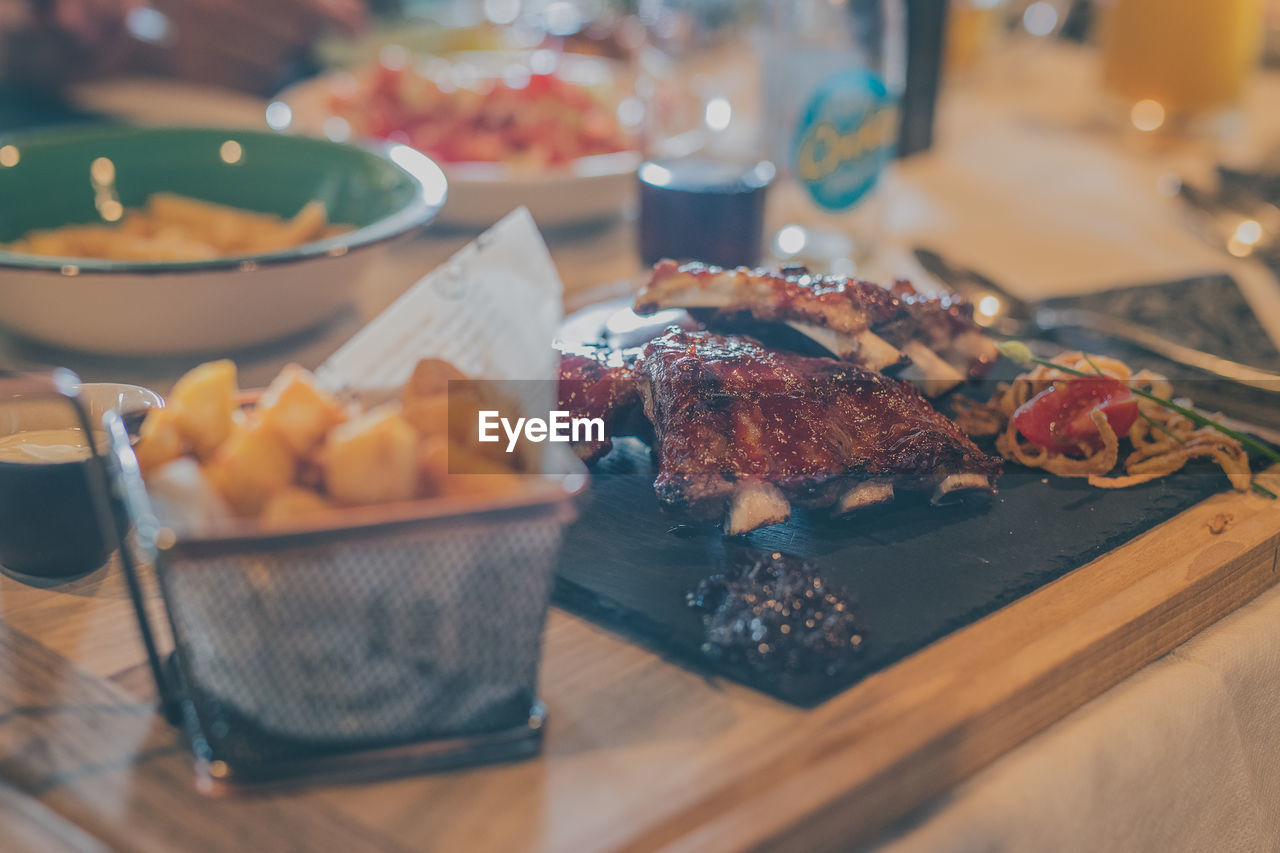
[1175,180,1280,262]
[912,246,1280,394]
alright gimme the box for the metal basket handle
[0,369,179,719]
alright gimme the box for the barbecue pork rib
[557,347,641,464]
[634,261,998,396]
[635,328,1001,534]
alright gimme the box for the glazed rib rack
[635,261,999,396]
[633,328,1001,534]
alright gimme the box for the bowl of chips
[0,126,447,354]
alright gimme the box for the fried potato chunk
[401,391,449,436]
[403,358,469,399]
[170,359,238,458]
[401,358,468,435]
[259,486,334,528]
[400,358,522,465]
[257,364,348,455]
[204,419,296,516]
[133,406,186,475]
[323,405,419,505]
[417,437,524,499]
[140,354,530,528]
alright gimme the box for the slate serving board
[553,274,1279,707]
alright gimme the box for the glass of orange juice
[946,0,1010,75]
[1097,0,1265,133]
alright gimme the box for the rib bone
[725,482,792,535]
[836,480,895,514]
[942,330,1000,379]
[783,322,904,371]
[897,341,966,397]
[931,472,995,503]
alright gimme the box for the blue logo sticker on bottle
[793,69,899,211]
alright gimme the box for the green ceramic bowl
[0,125,447,354]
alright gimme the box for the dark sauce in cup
[638,158,775,269]
[0,427,104,464]
[0,383,160,580]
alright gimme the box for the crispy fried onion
[961,352,1251,491]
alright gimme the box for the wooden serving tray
[642,484,1280,852]
[530,285,1280,848]
[546,474,1280,852]
[553,288,1279,707]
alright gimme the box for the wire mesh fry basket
[9,210,584,791]
[83,392,586,792]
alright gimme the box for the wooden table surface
[5,42,1280,853]
[2,462,1277,852]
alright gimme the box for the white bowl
[276,51,640,229]
[0,251,382,354]
[437,151,640,229]
[0,126,447,355]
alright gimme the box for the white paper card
[317,207,564,393]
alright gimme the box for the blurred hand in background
[145,0,366,92]
[1,0,367,94]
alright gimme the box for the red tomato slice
[338,64,632,165]
[525,73,557,96]
[1012,377,1139,457]
[371,64,406,100]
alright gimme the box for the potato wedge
[402,358,473,438]
[138,353,529,525]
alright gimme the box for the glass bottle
[635,0,775,268]
[759,0,907,274]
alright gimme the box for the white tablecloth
[876,582,1280,852]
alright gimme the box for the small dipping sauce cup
[0,380,162,579]
[638,158,776,269]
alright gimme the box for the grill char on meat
[635,328,1001,534]
[635,260,999,396]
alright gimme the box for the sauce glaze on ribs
[557,347,640,464]
[636,328,1001,534]
[635,261,998,396]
